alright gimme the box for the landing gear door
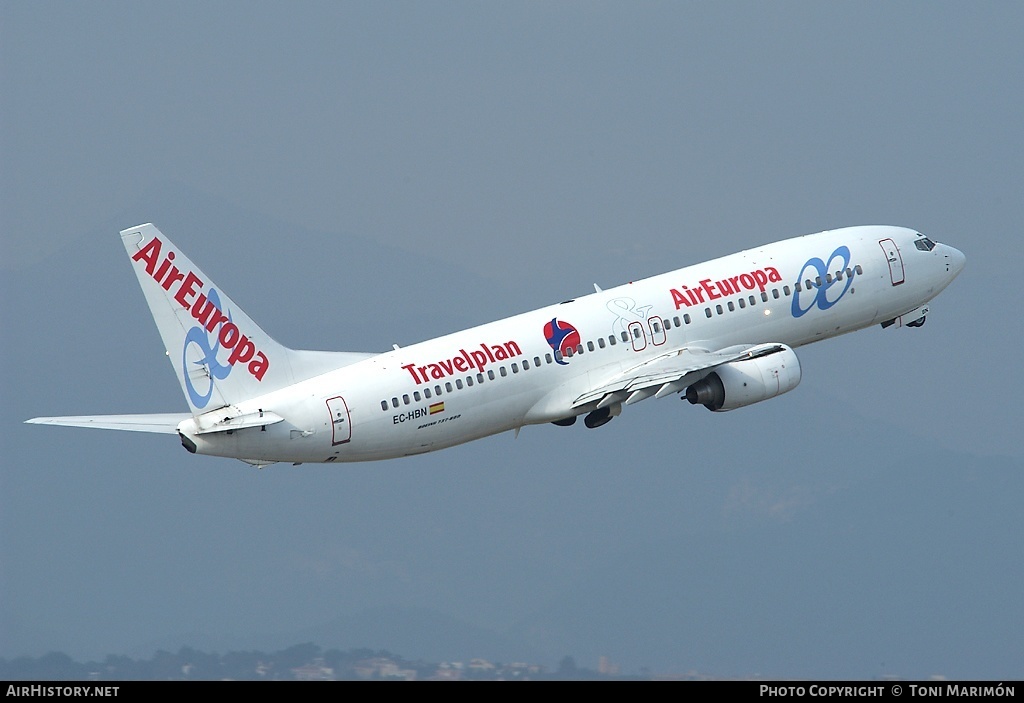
[879,238,905,286]
[326,396,351,445]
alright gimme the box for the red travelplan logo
[543,318,579,365]
[402,341,523,384]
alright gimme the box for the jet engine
[684,345,801,412]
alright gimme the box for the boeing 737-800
[26,223,964,465]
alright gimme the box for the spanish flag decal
[429,402,445,415]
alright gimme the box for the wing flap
[24,413,190,434]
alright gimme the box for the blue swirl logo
[182,288,234,408]
[791,246,855,318]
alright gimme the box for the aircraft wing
[25,413,191,434]
[573,342,787,408]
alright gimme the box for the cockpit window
[914,237,936,251]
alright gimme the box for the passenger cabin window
[855,264,863,275]
[381,400,388,411]
[587,341,595,352]
[727,301,735,312]
[621,331,629,342]
[705,307,713,318]
[683,313,691,324]
[423,388,431,399]
[392,397,399,408]
[458,378,466,389]
[598,338,606,349]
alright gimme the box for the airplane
[26,223,965,466]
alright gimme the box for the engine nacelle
[684,345,801,411]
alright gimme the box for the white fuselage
[176,225,964,463]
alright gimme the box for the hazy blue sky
[2,2,1022,678]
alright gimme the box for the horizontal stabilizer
[194,410,284,434]
[25,414,190,434]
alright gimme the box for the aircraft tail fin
[120,224,372,414]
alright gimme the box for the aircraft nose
[947,245,966,277]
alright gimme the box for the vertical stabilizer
[120,224,372,414]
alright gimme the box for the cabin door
[326,396,351,445]
[878,238,905,286]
